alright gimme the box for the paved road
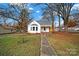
[40,33,57,56]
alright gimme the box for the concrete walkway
[40,33,57,56]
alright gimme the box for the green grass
[0,34,41,56]
[48,32,79,56]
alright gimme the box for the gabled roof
[37,19,52,26]
[28,20,34,24]
[28,19,52,26]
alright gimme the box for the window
[33,27,35,31]
[30,27,38,31]
[30,24,38,31]
[36,27,38,31]
[44,27,46,31]
[31,27,32,30]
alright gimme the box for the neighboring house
[28,20,51,33]
[0,26,11,33]
[68,25,79,32]
[68,13,79,32]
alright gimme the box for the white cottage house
[27,20,51,33]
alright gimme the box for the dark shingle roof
[37,19,52,26]
[28,19,52,26]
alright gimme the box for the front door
[41,27,49,32]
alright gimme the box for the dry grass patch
[48,32,79,56]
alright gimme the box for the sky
[27,4,47,20]
[0,3,79,27]
[0,0,79,3]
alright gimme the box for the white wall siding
[28,20,41,33]
[41,27,49,32]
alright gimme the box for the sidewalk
[40,34,57,56]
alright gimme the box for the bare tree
[0,3,30,32]
[55,3,75,32]
[42,4,56,32]
[43,3,75,32]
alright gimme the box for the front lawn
[0,33,41,56]
[48,32,79,56]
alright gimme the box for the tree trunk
[52,15,55,33]
[64,19,68,32]
[52,24,54,32]
[58,15,61,32]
